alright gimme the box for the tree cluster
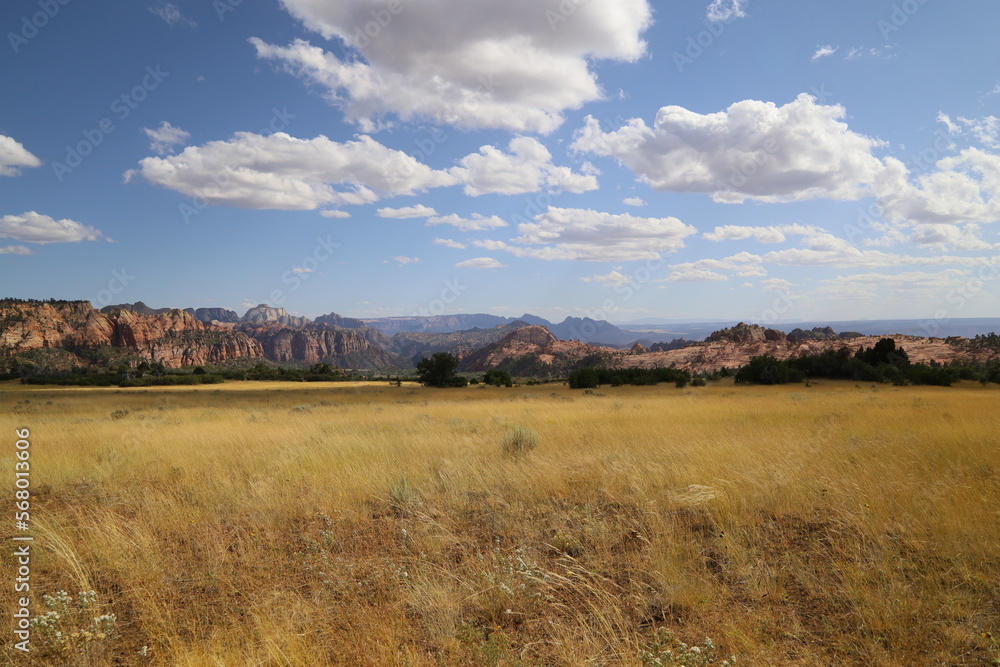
[734,339,977,387]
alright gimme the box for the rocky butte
[1,299,261,368]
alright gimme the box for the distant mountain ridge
[100,304,635,345]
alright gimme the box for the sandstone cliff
[185,307,241,324]
[0,299,262,368]
[459,326,609,374]
[241,323,403,368]
[241,304,309,328]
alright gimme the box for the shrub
[501,426,538,456]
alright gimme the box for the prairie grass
[0,379,997,665]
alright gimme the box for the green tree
[567,368,600,389]
[416,353,467,388]
[483,368,513,387]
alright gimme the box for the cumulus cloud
[580,271,631,287]
[426,214,507,232]
[703,223,820,243]
[485,207,696,262]
[252,0,652,133]
[377,205,437,219]
[623,197,646,206]
[572,93,887,203]
[761,278,794,291]
[125,132,457,209]
[433,238,466,250]
[320,210,351,218]
[666,254,767,282]
[875,149,1000,226]
[390,256,420,265]
[812,45,839,60]
[706,0,747,21]
[910,223,998,251]
[451,137,598,196]
[0,134,41,177]
[667,267,729,282]
[457,257,507,269]
[0,212,105,244]
[0,245,33,255]
[143,121,190,155]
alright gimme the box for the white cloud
[252,0,652,133]
[149,2,196,27]
[811,45,838,61]
[573,93,886,204]
[580,271,631,288]
[957,115,1000,149]
[761,278,794,291]
[910,223,997,251]
[844,46,892,61]
[492,207,696,262]
[125,132,458,210]
[667,268,729,282]
[457,257,507,269]
[142,121,190,155]
[0,135,41,177]
[759,234,1000,269]
[320,210,351,218]
[377,205,437,219]
[665,254,767,282]
[875,149,1000,226]
[623,197,646,207]
[426,213,507,232]
[706,0,747,22]
[0,212,105,244]
[292,267,315,274]
[937,112,960,134]
[471,239,509,251]
[0,245,33,255]
[391,256,420,265]
[451,137,598,196]
[814,270,974,305]
[703,223,820,243]
[433,238,466,250]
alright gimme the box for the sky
[1,0,999,325]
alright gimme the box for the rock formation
[0,299,262,368]
[185,307,241,324]
[459,326,607,374]
[242,323,402,368]
[313,311,365,329]
[241,304,309,328]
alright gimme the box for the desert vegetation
[1,379,997,665]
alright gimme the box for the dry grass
[1,379,997,665]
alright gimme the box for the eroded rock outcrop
[242,323,402,368]
[241,304,309,328]
[0,299,262,368]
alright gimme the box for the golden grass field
[1,379,998,666]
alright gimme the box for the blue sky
[2,0,999,324]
